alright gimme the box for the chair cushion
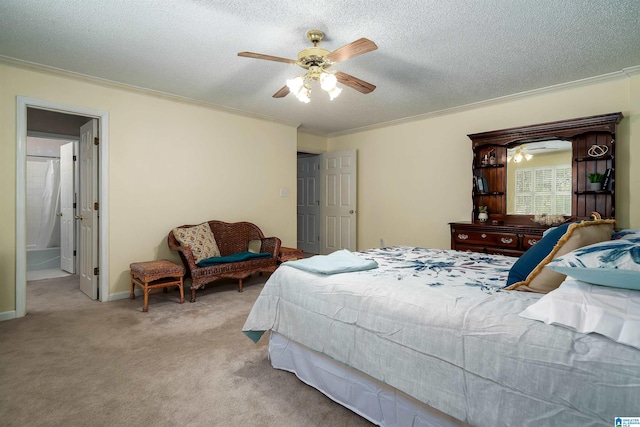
[172,222,221,263]
[196,251,271,267]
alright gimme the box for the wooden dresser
[449,222,547,257]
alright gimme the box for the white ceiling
[1,1,639,137]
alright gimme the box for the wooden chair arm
[260,237,281,258]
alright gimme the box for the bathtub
[27,247,61,271]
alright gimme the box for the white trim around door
[15,96,110,318]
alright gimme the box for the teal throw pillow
[506,222,572,286]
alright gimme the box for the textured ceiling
[1,1,639,136]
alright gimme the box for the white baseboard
[109,289,143,301]
[0,310,17,321]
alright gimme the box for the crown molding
[623,65,640,77]
[326,67,639,138]
[0,55,301,130]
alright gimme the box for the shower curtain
[36,159,61,249]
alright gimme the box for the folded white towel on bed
[283,249,378,274]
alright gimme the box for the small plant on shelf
[587,172,604,183]
[478,206,488,213]
[587,172,604,191]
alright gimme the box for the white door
[297,156,321,254]
[60,142,75,274]
[320,150,357,254]
[79,120,98,299]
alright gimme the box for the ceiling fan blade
[273,85,290,98]
[238,52,296,64]
[326,38,378,63]
[335,71,376,94]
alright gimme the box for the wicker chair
[168,220,281,302]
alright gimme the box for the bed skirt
[268,332,467,427]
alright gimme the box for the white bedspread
[243,247,640,426]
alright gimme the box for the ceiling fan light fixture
[328,86,342,100]
[286,76,304,94]
[320,72,337,91]
[507,146,534,163]
[295,85,311,103]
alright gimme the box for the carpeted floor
[0,274,373,426]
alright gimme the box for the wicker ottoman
[130,259,185,312]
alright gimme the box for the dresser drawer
[451,229,519,248]
[521,234,541,250]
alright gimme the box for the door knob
[349,210,355,214]
[74,215,84,220]
[56,212,63,217]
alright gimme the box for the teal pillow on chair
[506,222,572,286]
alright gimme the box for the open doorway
[297,153,321,255]
[16,97,110,318]
[25,109,87,281]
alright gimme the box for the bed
[243,242,640,426]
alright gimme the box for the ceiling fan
[238,30,378,102]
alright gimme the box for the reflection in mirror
[507,140,572,215]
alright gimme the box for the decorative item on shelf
[488,148,496,165]
[531,213,568,226]
[481,154,488,165]
[587,144,609,158]
[601,168,613,190]
[475,176,488,193]
[477,206,488,222]
[587,172,604,191]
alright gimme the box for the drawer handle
[528,239,538,246]
[481,233,487,238]
[501,237,513,244]
[457,234,469,240]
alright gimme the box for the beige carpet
[0,274,373,426]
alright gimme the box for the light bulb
[320,72,337,91]
[328,86,342,100]
[514,152,523,163]
[286,76,304,94]
[296,86,310,103]
[525,153,533,161]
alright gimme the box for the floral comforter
[243,246,639,426]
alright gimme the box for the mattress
[243,247,640,426]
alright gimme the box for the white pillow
[519,278,640,350]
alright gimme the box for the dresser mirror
[506,140,573,215]
[450,112,622,257]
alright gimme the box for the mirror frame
[468,112,622,224]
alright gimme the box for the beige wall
[0,62,297,315]
[297,131,327,154]
[328,74,640,251]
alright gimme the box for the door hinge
[94,137,99,145]
[94,267,99,276]
[73,250,77,256]
[316,200,320,205]
[94,202,99,210]
[73,202,77,208]
[73,155,77,161]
